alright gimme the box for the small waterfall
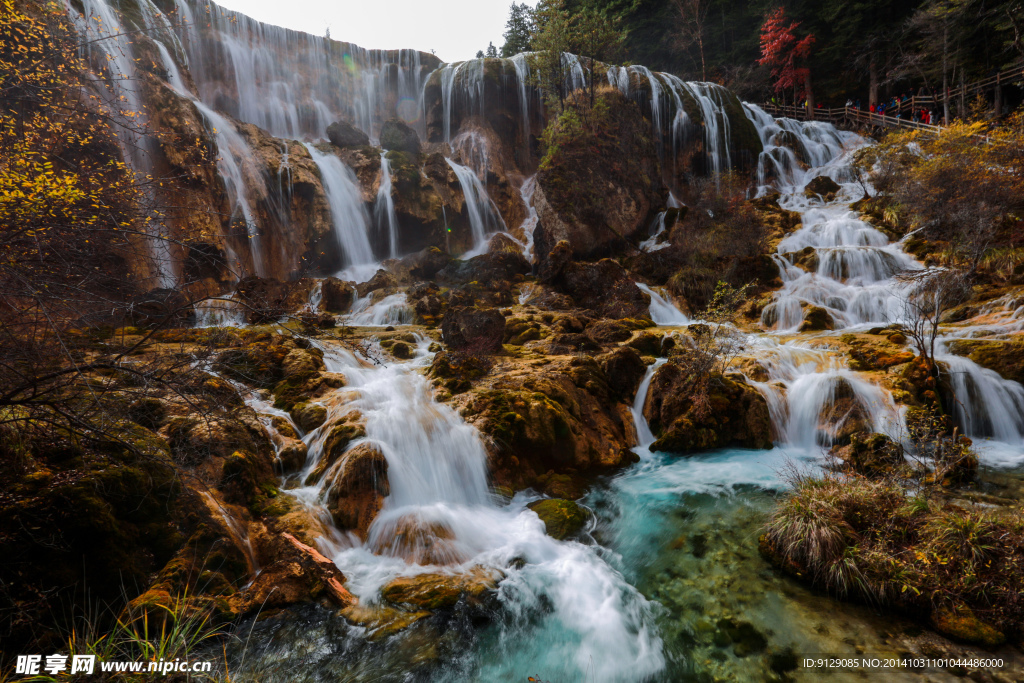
[446,158,507,254]
[346,293,414,327]
[374,152,400,258]
[632,359,668,449]
[303,144,376,272]
[193,101,267,276]
[637,284,689,325]
[938,351,1024,442]
[639,212,670,253]
[440,59,486,143]
[510,53,534,157]
[518,175,540,261]
[451,130,490,180]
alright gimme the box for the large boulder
[804,175,841,202]
[532,89,660,260]
[326,120,370,148]
[643,362,772,453]
[234,277,318,324]
[127,288,195,328]
[441,306,505,352]
[380,119,421,154]
[325,443,390,540]
[379,566,503,610]
[818,377,872,446]
[321,277,355,313]
[542,247,652,320]
[527,499,588,540]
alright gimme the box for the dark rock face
[321,277,355,313]
[598,346,647,401]
[235,277,318,324]
[542,247,651,320]
[127,288,195,328]
[327,120,370,148]
[804,175,841,201]
[441,307,506,352]
[380,119,421,154]
[818,377,871,446]
[643,362,773,453]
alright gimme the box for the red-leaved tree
[758,7,815,108]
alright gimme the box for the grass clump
[761,471,1024,646]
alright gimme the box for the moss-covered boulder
[290,401,327,433]
[527,499,588,540]
[799,305,835,332]
[324,443,390,539]
[643,362,772,453]
[931,605,1006,648]
[440,306,506,352]
[380,566,504,610]
[830,432,904,477]
[380,118,421,154]
[327,120,370,148]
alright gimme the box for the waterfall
[446,158,507,254]
[439,60,486,143]
[64,0,177,287]
[374,152,400,258]
[631,359,667,449]
[346,293,414,327]
[938,351,1024,442]
[518,175,540,261]
[637,284,689,325]
[639,212,670,253]
[193,101,267,277]
[303,144,376,278]
[253,339,666,681]
[510,53,534,157]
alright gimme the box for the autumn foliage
[757,7,815,96]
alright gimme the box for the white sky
[215,0,538,63]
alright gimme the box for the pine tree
[486,41,498,58]
[502,2,536,57]
[476,49,485,59]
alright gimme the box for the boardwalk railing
[760,61,1024,133]
[759,103,944,135]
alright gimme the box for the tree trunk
[942,25,950,125]
[869,59,878,107]
[958,68,966,120]
[994,73,1002,119]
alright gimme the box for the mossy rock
[290,402,327,433]
[379,567,503,610]
[931,605,1005,648]
[527,499,588,540]
[945,338,1024,385]
[804,175,841,201]
[798,305,835,332]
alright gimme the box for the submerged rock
[370,515,466,565]
[798,305,835,332]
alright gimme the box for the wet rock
[437,250,530,290]
[531,89,660,261]
[282,348,324,378]
[804,175,841,202]
[441,306,505,352]
[276,438,308,473]
[380,119,421,154]
[503,316,543,346]
[830,432,904,477]
[325,443,390,540]
[643,362,773,453]
[396,246,452,280]
[585,319,634,344]
[237,533,355,613]
[339,603,431,641]
[527,499,588,540]
[487,232,523,254]
[818,377,871,446]
[321,277,356,313]
[356,269,398,297]
[326,120,370,148]
[370,515,466,565]
[799,305,835,332]
[289,402,327,433]
[391,341,412,359]
[627,331,667,357]
[380,566,504,610]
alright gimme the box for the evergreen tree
[476,49,485,58]
[531,0,576,111]
[502,3,537,57]
[486,41,499,58]
[575,10,625,105]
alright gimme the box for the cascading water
[637,284,688,325]
[446,158,507,255]
[303,144,377,281]
[374,152,400,258]
[238,339,666,682]
[517,175,540,261]
[64,0,176,286]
